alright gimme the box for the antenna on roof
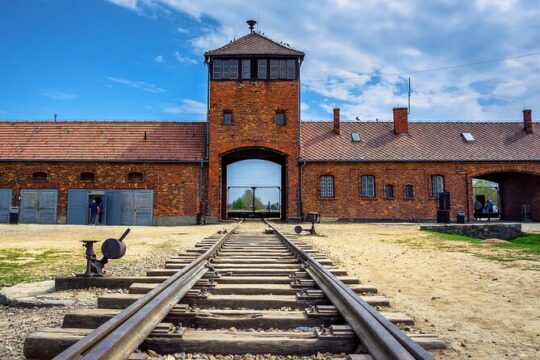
[54,113,58,122]
[407,77,411,115]
[247,19,257,33]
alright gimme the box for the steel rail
[265,220,434,360]
[54,220,243,360]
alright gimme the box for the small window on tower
[275,111,286,126]
[242,59,251,79]
[286,59,296,79]
[229,60,238,79]
[270,60,279,79]
[223,111,233,125]
[279,60,287,78]
[258,59,267,79]
[213,60,223,80]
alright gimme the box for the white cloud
[108,0,540,121]
[177,26,189,34]
[105,0,138,11]
[163,99,207,116]
[174,51,197,64]
[103,75,165,93]
[154,55,164,63]
[42,91,79,100]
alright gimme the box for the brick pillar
[393,107,409,134]
[524,109,533,134]
[333,108,340,134]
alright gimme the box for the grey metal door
[0,189,11,223]
[67,189,88,225]
[119,190,153,225]
[20,189,57,224]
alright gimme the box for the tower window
[242,59,251,79]
[32,171,47,182]
[320,175,334,198]
[80,172,95,182]
[223,111,233,125]
[361,175,375,198]
[258,59,267,79]
[270,60,279,79]
[275,111,286,126]
[127,172,143,182]
[213,59,239,80]
[286,59,296,79]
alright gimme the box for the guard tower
[204,20,305,221]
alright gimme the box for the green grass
[0,248,81,287]
[494,233,540,253]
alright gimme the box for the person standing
[474,199,483,221]
[485,199,495,221]
[89,200,99,225]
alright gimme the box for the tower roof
[204,32,304,61]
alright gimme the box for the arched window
[361,175,376,198]
[127,172,143,182]
[80,172,95,182]
[431,175,445,197]
[384,184,394,199]
[319,175,334,198]
[32,171,47,182]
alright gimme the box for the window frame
[241,59,251,79]
[384,184,394,200]
[275,111,286,126]
[223,110,233,125]
[404,184,414,199]
[430,175,445,198]
[127,172,144,183]
[361,175,376,198]
[32,171,48,182]
[319,175,335,199]
[80,172,96,182]
[257,59,267,79]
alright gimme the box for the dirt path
[275,223,539,360]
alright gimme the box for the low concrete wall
[153,216,197,226]
[420,223,523,240]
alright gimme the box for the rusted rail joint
[52,220,243,360]
[264,220,434,360]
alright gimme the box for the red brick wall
[0,162,202,222]
[207,80,300,220]
[302,161,540,221]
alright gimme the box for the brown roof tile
[205,32,304,58]
[0,122,206,162]
[300,121,540,162]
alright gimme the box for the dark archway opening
[221,148,287,220]
[473,172,540,221]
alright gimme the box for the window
[223,111,233,125]
[431,175,444,197]
[242,59,251,79]
[384,184,394,199]
[269,59,296,80]
[286,59,296,79]
[32,171,47,182]
[258,59,267,79]
[351,133,361,142]
[320,175,334,198]
[213,59,238,80]
[462,132,475,143]
[361,175,375,198]
[80,172,95,182]
[128,172,143,182]
[404,184,414,199]
[275,111,286,126]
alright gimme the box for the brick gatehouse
[0,25,539,225]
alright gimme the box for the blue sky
[1,0,539,122]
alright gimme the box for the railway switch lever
[79,228,131,277]
[294,212,320,235]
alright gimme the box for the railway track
[24,220,444,359]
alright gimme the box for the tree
[229,189,265,211]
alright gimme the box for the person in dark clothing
[474,199,483,221]
[89,200,99,225]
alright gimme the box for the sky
[1,0,540,122]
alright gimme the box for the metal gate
[0,189,12,223]
[227,186,281,218]
[107,190,153,226]
[20,189,58,224]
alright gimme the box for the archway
[472,171,540,221]
[221,148,287,220]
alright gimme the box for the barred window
[320,175,334,198]
[258,59,267,79]
[223,111,233,125]
[361,175,375,198]
[269,59,296,79]
[404,184,414,199]
[213,59,239,80]
[275,111,286,126]
[384,184,394,199]
[431,175,444,197]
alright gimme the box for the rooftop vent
[462,132,475,143]
[351,132,361,142]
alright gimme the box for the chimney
[523,109,533,134]
[393,107,409,134]
[333,108,340,135]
